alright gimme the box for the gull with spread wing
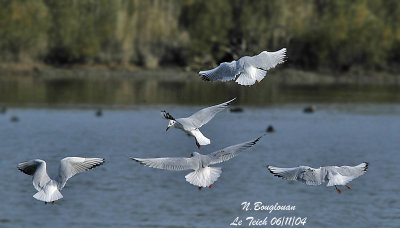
[162,98,236,148]
[267,162,368,194]
[131,136,262,190]
[18,157,105,204]
[199,48,286,86]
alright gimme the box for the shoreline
[1,63,400,86]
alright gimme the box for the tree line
[0,0,399,73]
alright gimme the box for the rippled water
[0,104,399,227]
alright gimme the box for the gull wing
[244,48,286,71]
[184,98,236,129]
[56,157,105,190]
[131,157,197,171]
[207,136,262,165]
[326,162,368,186]
[18,159,51,191]
[267,165,325,186]
[199,61,239,82]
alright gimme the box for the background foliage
[0,0,399,72]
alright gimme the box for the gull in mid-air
[162,98,236,148]
[199,48,286,86]
[131,136,262,190]
[267,162,368,194]
[18,157,105,204]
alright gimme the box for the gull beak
[166,127,170,131]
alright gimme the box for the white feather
[33,182,63,202]
[190,129,211,146]
[185,167,222,187]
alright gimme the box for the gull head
[166,120,176,131]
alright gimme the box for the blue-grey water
[0,104,399,227]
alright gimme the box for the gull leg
[52,201,55,205]
[198,186,202,190]
[335,185,342,194]
[345,185,351,190]
[209,185,212,188]
[196,141,200,149]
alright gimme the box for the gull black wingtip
[254,134,265,143]
[363,162,369,171]
[199,73,210,81]
[17,167,24,173]
[266,166,284,178]
[87,159,105,170]
[130,157,143,164]
[161,110,175,120]
[268,167,277,175]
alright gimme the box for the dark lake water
[1,104,399,227]
[1,75,400,106]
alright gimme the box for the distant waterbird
[199,48,286,86]
[229,107,244,113]
[162,98,236,148]
[303,105,316,113]
[266,125,275,133]
[131,136,262,190]
[18,157,105,204]
[267,162,368,194]
[10,116,19,122]
[95,108,103,117]
[0,106,6,114]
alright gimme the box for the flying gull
[18,157,105,204]
[162,98,236,148]
[131,136,262,190]
[199,48,286,86]
[267,162,368,194]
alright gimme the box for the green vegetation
[0,0,399,73]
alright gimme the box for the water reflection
[0,76,399,106]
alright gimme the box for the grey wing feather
[131,157,196,171]
[56,157,105,190]
[186,98,236,129]
[18,159,51,191]
[199,61,239,82]
[208,136,262,165]
[333,162,368,179]
[267,165,325,186]
[244,48,286,71]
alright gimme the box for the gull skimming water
[267,162,368,194]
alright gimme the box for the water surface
[1,76,400,106]
[0,104,399,227]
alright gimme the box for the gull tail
[235,74,257,86]
[33,185,63,202]
[191,129,210,146]
[185,167,222,187]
